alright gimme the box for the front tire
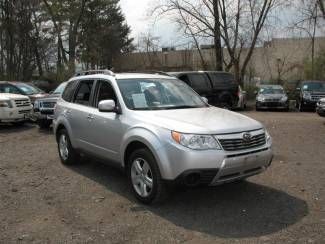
[38,119,52,129]
[57,129,80,165]
[127,148,167,204]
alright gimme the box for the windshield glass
[53,82,67,94]
[16,83,43,95]
[302,82,325,92]
[117,78,207,110]
[259,87,285,94]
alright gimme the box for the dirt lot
[0,111,324,244]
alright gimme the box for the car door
[67,79,96,150]
[85,79,123,163]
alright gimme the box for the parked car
[256,85,289,111]
[33,82,67,129]
[0,81,47,104]
[316,98,325,117]
[0,93,32,125]
[296,80,325,111]
[53,70,273,204]
[32,80,57,93]
[168,71,239,109]
[236,85,247,110]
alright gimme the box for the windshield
[16,83,43,95]
[53,82,67,94]
[259,87,285,95]
[302,82,325,92]
[117,78,208,110]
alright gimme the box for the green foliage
[304,49,325,80]
[80,0,134,69]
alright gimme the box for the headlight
[280,96,288,102]
[303,92,311,100]
[172,131,222,150]
[265,129,271,143]
[257,96,265,102]
[0,100,12,108]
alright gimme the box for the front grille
[41,101,56,108]
[311,94,325,101]
[14,99,31,107]
[19,109,31,114]
[218,133,266,151]
[264,98,280,102]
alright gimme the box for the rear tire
[57,129,80,165]
[127,148,167,204]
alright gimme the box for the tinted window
[302,82,325,92]
[62,81,77,102]
[95,81,117,107]
[53,82,67,95]
[73,80,94,106]
[0,84,21,94]
[208,72,237,87]
[187,74,211,91]
[15,83,43,95]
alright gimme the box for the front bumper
[316,105,325,116]
[158,137,273,185]
[0,107,33,123]
[256,101,288,109]
[33,109,54,121]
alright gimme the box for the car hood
[0,93,29,101]
[258,94,286,99]
[134,107,263,134]
[29,93,48,102]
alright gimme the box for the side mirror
[98,100,116,113]
[201,96,208,104]
[49,90,54,94]
[296,87,301,91]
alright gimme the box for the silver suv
[53,70,273,204]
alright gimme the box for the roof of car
[168,71,231,75]
[259,85,284,89]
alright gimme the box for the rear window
[208,72,237,88]
[186,73,211,92]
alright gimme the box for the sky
[119,0,188,48]
[119,0,325,50]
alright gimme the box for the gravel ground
[0,111,324,244]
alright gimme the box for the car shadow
[0,122,35,133]
[69,160,308,239]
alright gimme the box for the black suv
[296,80,325,111]
[168,71,239,109]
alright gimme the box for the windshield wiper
[164,105,201,110]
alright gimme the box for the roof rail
[126,70,171,76]
[74,69,115,77]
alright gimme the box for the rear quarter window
[186,73,212,93]
[208,72,237,90]
[62,80,77,102]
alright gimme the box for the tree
[155,0,281,85]
[79,0,133,69]
[154,0,223,71]
[291,0,325,79]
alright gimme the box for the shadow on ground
[0,122,35,133]
[69,159,308,239]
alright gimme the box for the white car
[0,93,33,124]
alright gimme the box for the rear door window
[73,80,95,106]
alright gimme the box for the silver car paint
[53,73,273,181]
